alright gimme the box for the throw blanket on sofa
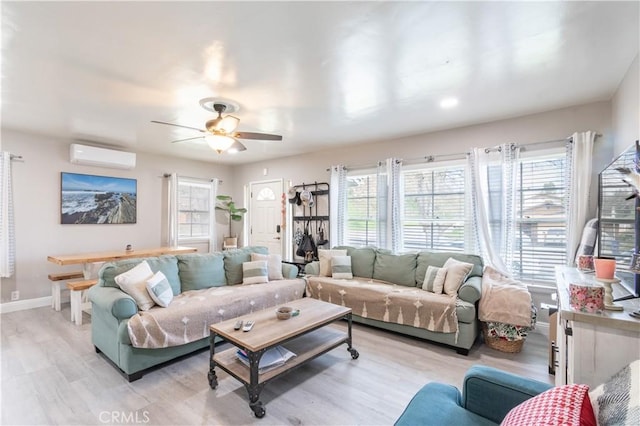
[127,280,305,349]
[479,266,532,327]
[306,277,458,336]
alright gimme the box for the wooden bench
[48,271,84,311]
[66,279,98,326]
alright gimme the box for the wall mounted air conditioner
[69,144,136,170]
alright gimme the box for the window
[402,163,467,252]
[345,172,378,246]
[511,151,567,283]
[178,179,212,239]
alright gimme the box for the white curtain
[566,131,595,263]
[167,173,179,247]
[208,178,219,253]
[330,165,347,247]
[376,161,388,249]
[468,144,520,276]
[0,152,16,277]
[379,158,403,252]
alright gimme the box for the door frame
[246,179,285,254]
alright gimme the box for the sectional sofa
[305,246,484,354]
[88,246,305,381]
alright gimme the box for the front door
[249,180,284,255]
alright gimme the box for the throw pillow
[318,249,348,277]
[251,253,284,280]
[114,260,155,311]
[422,266,447,293]
[501,384,596,426]
[589,360,640,426]
[331,255,353,279]
[145,271,173,308]
[442,257,474,296]
[242,260,269,285]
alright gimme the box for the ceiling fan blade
[151,120,206,133]
[171,136,204,144]
[234,131,283,141]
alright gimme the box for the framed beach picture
[61,172,137,224]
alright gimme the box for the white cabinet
[555,267,640,387]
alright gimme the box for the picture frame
[61,172,137,224]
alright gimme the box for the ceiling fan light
[205,134,235,153]
[227,140,246,154]
[220,115,240,133]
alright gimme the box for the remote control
[243,321,255,332]
[234,320,243,330]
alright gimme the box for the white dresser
[554,266,640,387]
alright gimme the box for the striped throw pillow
[422,266,447,293]
[145,271,173,308]
[332,255,353,279]
[242,260,269,284]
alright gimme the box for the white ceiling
[2,1,638,165]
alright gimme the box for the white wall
[233,100,614,223]
[0,130,233,303]
[612,54,639,156]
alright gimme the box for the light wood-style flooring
[1,305,553,425]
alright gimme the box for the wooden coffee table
[208,297,359,418]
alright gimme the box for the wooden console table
[554,266,640,387]
[48,246,197,325]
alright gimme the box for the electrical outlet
[10,291,19,301]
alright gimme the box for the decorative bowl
[276,306,293,320]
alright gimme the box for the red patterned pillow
[501,384,596,426]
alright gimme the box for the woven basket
[481,323,525,353]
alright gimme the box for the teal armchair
[395,365,553,426]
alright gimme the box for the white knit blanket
[478,266,532,327]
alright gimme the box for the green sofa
[88,246,304,381]
[305,247,484,354]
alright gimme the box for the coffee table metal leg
[246,350,266,418]
[345,313,359,359]
[208,333,218,389]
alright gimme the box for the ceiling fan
[151,98,282,154]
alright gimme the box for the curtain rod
[327,133,603,170]
[161,173,222,184]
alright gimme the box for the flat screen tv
[597,141,640,299]
[60,172,137,224]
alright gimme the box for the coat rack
[290,181,330,261]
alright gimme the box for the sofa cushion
[223,246,269,285]
[331,255,353,279]
[251,253,284,280]
[114,261,155,311]
[443,258,474,296]
[146,271,173,308]
[334,246,377,278]
[242,260,269,284]
[416,252,484,287]
[589,360,640,426]
[100,255,181,295]
[373,252,417,287]
[176,253,226,291]
[318,249,348,276]
[422,265,447,293]
[501,384,595,426]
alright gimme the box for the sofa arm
[304,261,320,276]
[281,263,298,279]
[462,365,553,423]
[458,276,482,304]
[88,285,138,320]
[395,383,492,426]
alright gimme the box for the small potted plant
[216,195,247,248]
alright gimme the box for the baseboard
[0,296,52,314]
